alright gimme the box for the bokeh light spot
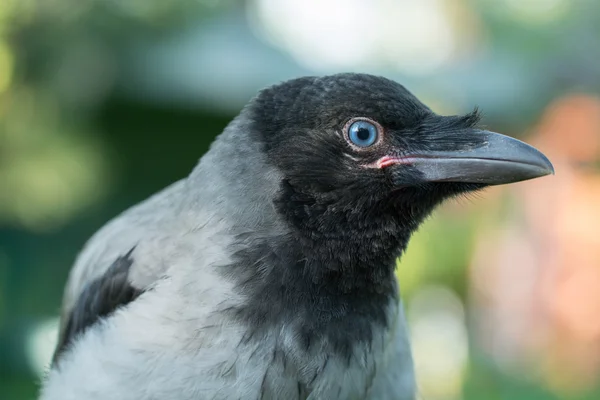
[0,41,13,93]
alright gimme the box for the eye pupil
[347,120,378,147]
[357,128,370,141]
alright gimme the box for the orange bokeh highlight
[470,93,600,394]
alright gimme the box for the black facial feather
[251,73,432,149]
[249,73,486,234]
[224,74,490,365]
[52,248,142,367]
[415,107,483,152]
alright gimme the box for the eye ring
[343,118,383,149]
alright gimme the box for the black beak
[389,130,554,185]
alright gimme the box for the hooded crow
[40,73,553,400]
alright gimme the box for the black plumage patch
[52,248,142,366]
[226,182,406,364]
[225,73,490,368]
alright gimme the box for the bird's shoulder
[62,180,187,313]
[54,179,195,364]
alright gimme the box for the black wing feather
[52,247,143,366]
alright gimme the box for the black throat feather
[225,177,426,362]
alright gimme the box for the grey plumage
[40,73,553,400]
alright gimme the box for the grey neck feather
[184,114,285,235]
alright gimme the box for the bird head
[248,73,553,243]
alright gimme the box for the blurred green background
[1,0,600,399]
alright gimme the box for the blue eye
[347,120,379,147]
